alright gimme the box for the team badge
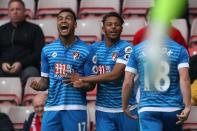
[72,52,80,60]
[112,52,118,61]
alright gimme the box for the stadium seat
[122,0,154,19]
[188,48,197,56]
[29,19,58,44]
[0,19,9,26]
[86,86,97,101]
[172,19,188,44]
[79,0,120,19]
[37,0,78,19]
[0,77,22,106]
[189,0,197,23]
[8,106,34,130]
[23,77,48,106]
[0,0,9,19]
[183,106,197,130]
[76,19,102,44]
[0,106,12,115]
[121,18,146,43]
[0,0,35,19]
[190,18,197,47]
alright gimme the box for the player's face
[57,11,76,37]
[102,16,122,40]
[8,1,26,23]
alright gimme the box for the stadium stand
[23,77,48,106]
[29,19,58,44]
[86,86,97,101]
[122,0,154,19]
[8,106,34,130]
[189,0,197,23]
[0,77,22,106]
[0,19,9,26]
[36,0,78,19]
[188,48,197,56]
[76,19,102,44]
[183,106,197,130]
[79,0,120,19]
[172,19,189,43]
[190,18,197,47]
[121,18,146,43]
[0,0,35,19]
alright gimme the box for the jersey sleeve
[83,47,97,76]
[125,47,138,74]
[41,48,49,77]
[178,47,189,70]
[116,45,133,65]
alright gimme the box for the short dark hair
[102,12,124,25]
[57,8,77,21]
[8,0,25,8]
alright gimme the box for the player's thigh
[96,110,117,131]
[139,111,162,131]
[162,110,183,131]
[41,111,62,131]
[118,108,139,131]
[61,110,87,131]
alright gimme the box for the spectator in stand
[0,0,45,86]
[0,112,14,131]
[23,94,47,131]
[133,8,188,49]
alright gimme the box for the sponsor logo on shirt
[51,52,57,57]
[54,63,72,77]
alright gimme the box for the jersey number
[144,61,170,92]
[78,122,86,131]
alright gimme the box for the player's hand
[73,80,85,88]
[123,105,138,119]
[176,107,191,124]
[30,79,41,91]
[2,63,12,73]
[63,73,81,85]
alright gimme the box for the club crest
[73,52,80,60]
[112,52,118,61]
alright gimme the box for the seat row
[0,77,96,106]
[0,0,196,20]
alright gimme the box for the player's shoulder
[91,41,105,50]
[118,40,133,48]
[42,39,61,51]
[133,40,148,50]
[165,38,186,51]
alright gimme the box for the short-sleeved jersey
[126,38,189,113]
[92,40,137,113]
[41,38,97,111]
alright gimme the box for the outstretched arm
[82,63,125,83]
